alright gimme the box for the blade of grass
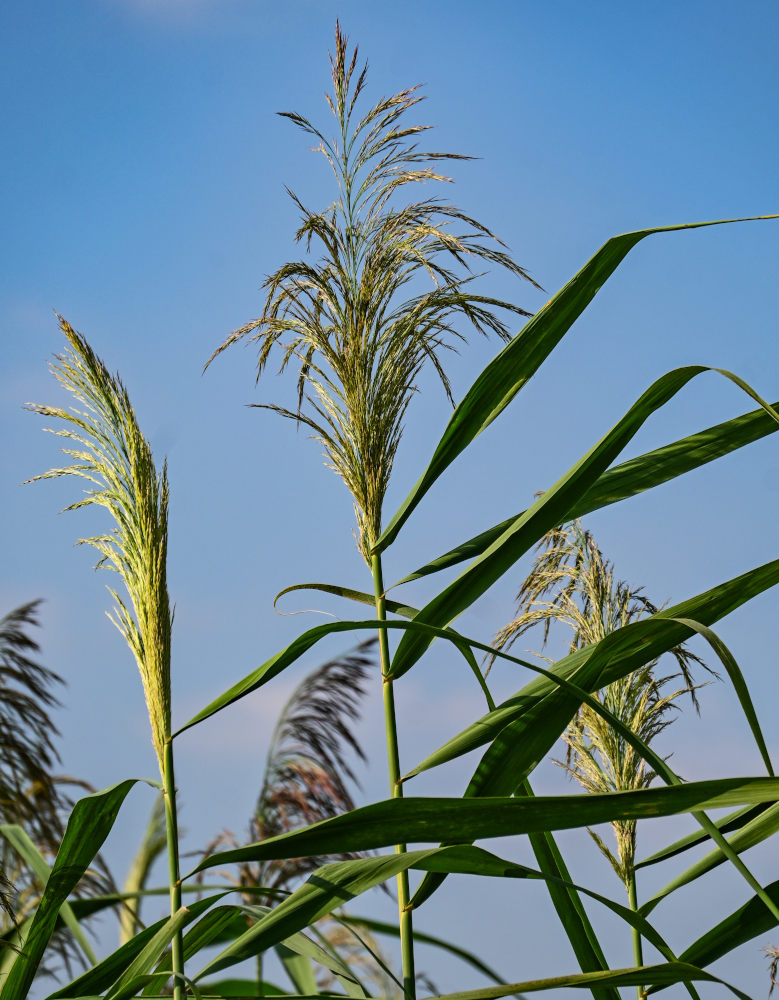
[641,803,779,915]
[419,962,751,1000]
[193,843,740,989]
[1,779,144,1000]
[394,400,779,587]
[188,779,779,875]
[105,906,192,1000]
[405,556,779,777]
[513,781,618,1000]
[47,894,226,1000]
[678,880,779,971]
[375,216,779,556]
[0,824,97,967]
[389,367,779,678]
[636,803,771,869]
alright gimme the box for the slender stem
[372,553,416,1000]
[163,738,184,1000]
[627,869,643,1000]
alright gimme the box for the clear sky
[2,1,779,997]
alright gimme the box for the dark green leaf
[389,367,779,678]
[641,803,779,915]
[678,880,779,970]
[395,400,779,587]
[375,216,778,556]
[407,557,779,777]
[189,780,779,874]
[2,779,143,1000]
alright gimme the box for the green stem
[163,738,184,1000]
[372,553,416,1000]
[627,869,643,1000]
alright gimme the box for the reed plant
[26,320,184,1000]
[492,520,714,996]
[4,27,779,1000]
[207,23,538,999]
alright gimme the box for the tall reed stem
[627,870,643,1000]
[372,553,416,1000]
[163,738,184,1000]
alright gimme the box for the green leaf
[394,399,779,587]
[274,581,418,619]
[189,779,779,875]
[196,979,287,997]
[424,962,751,1000]
[641,803,779,915]
[389,366,779,678]
[514,782,616,1000]
[339,916,511,992]
[105,906,192,1000]
[276,943,317,996]
[636,803,771,869]
[48,895,227,1000]
[0,824,97,967]
[1,779,143,1000]
[375,215,778,556]
[678,880,779,970]
[193,842,752,994]
[175,616,497,737]
[669,617,773,775]
[406,556,779,777]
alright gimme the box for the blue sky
[2,1,779,996]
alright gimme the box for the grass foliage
[5,22,779,1000]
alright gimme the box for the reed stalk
[207,23,534,992]
[372,553,416,1000]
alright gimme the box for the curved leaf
[47,894,226,999]
[395,399,779,587]
[678,880,779,971]
[669,617,773,775]
[188,779,779,875]
[425,962,751,1000]
[375,215,778,556]
[0,824,97,967]
[635,803,771,869]
[1,779,145,1000]
[641,802,779,915]
[406,556,779,778]
[389,367,779,678]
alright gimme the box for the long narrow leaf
[48,895,225,1000]
[390,367,779,678]
[678,880,779,971]
[636,803,771,869]
[515,782,616,1000]
[105,906,192,1000]
[670,617,773,775]
[340,916,512,992]
[189,780,779,875]
[0,824,97,967]
[175,616,499,738]
[641,803,779,915]
[406,556,779,778]
[395,399,779,586]
[424,962,751,1000]
[1,779,143,1000]
[375,215,778,556]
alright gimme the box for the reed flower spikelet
[207,22,540,559]
[27,318,173,771]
